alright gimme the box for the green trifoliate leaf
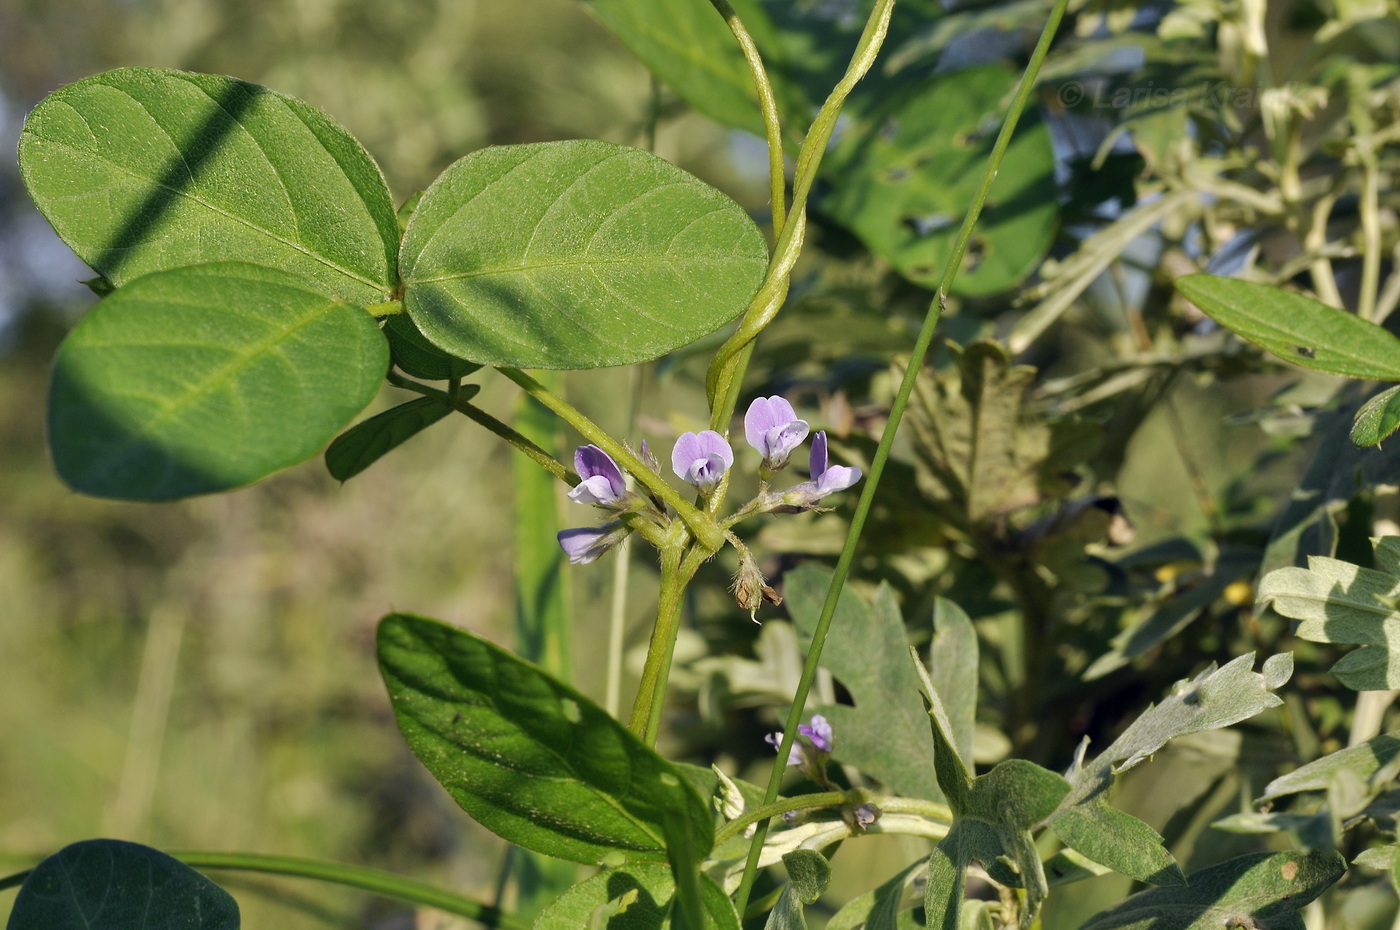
[1175,274,1400,380]
[400,139,768,369]
[533,863,739,930]
[7,840,239,930]
[1351,384,1400,446]
[20,68,398,305]
[377,613,713,865]
[1079,850,1345,930]
[49,262,388,500]
[325,394,465,482]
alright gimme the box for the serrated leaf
[533,863,738,930]
[400,139,768,369]
[20,68,397,304]
[325,395,462,482]
[1078,850,1345,930]
[1050,655,1288,881]
[49,262,388,500]
[377,613,713,865]
[821,65,1058,297]
[383,313,481,381]
[1175,274,1400,380]
[1258,555,1400,643]
[784,565,942,799]
[1351,384,1400,446]
[7,839,239,930]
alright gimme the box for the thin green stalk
[387,372,568,482]
[730,0,1071,913]
[706,0,787,239]
[705,0,894,429]
[498,367,725,552]
[1358,147,1381,321]
[628,540,691,742]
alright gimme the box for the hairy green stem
[498,367,724,551]
[387,372,567,482]
[628,539,692,743]
[705,0,894,429]
[713,791,953,847]
[730,0,1072,913]
[706,0,787,239]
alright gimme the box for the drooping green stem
[705,0,787,239]
[730,0,1072,913]
[705,0,894,428]
[1,852,530,930]
[387,372,568,482]
[628,538,694,743]
[498,367,725,551]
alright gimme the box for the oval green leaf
[20,68,399,304]
[384,313,481,381]
[400,139,768,369]
[376,612,714,864]
[49,262,389,500]
[1351,384,1400,447]
[325,394,466,482]
[820,65,1059,297]
[1176,274,1400,380]
[532,864,738,930]
[7,840,239,930]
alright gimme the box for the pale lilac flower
[809,432,861,496]
[851,803,880,830]
[799,714,833,752]
[773,431,863,510]
[671,430,733,493]
[568,445,628,506]
[744,396,810,473]
[557,521,628,564]
[767,714,834,771]
[765,730,803,766]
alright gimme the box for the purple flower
[744,396,810,473]
[557,521,628,564]
[774,432,862,510]
[799,714,833,752]
[767,714,834,769]
[568,445,628,506]
[809,432,861,496]
[765,730,803,766]
[671,430,733,493]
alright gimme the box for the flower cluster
[556,397,864,606]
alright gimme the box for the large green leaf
[376,613,713,865]
[400,139,768,369]
[1078,850,1345,930]
[49,262,389,500]
[820,65,1058,297]
[1258,732,1400,803]
[578,0,787,137]
[20,68,398,305]
[531,863,738,930]
[784,565,942,799]
[1175,275,1400,380]
[7,840,239,930]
